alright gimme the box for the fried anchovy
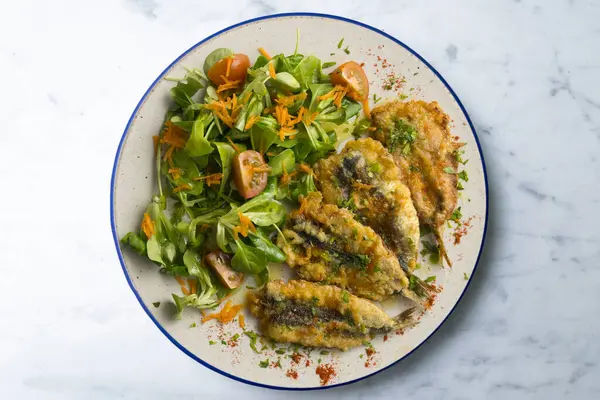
[314,138,420,271]
[248,279,416,350]
[370,100,464,266]
[277,192,434,305]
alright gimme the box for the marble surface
[1,0,599,398]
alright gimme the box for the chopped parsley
[457,181,464,190]
[337,38,344,49]
[245,331,261,353]
[259,359,270,368]
[368,163,381,173]
[388,119,417,155]
[342,290,350,303]
[421,240,440,264]
[152,302,160,308]
[414,263,422,270]
[221,340,227,345]
[443,166,456,174]
[455,150,468,165]
[450,207,463,224]
[231,333,240,342]
[458,170,469,182]
[373,265,381,272]
[276,348,286,354]
[209,340,216,345]
[189,322,197,328]
[373,94,382,103]
[312,296,320,304]
[320,350,330,355]
[424,276,436,283]
[362,340,373,348]
[359,354,364,359]
[318,358,322,364]
[399,93,408,100]
[322,61,336,69]
[464,272,469,280]
[343,46,350,55]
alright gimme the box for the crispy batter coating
[314,138,420,271]
[370,100,462,265]
[248,280,415,350]
[277,192,432,304]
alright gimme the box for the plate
[111,13,488,390]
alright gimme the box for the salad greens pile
[121,44,366,316]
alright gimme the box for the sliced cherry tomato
[329,61,369,102]
[207,54,250,86]
[232,150,268,199]
[205,251,243,289]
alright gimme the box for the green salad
[121,44,370,317]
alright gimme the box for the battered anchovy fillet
[370,100,463,266]
[248,280,415,350]
[277,192,433,305]
[314,138,420,271]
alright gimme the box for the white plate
[111,13,488,390]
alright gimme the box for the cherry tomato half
[207,54,250,86]
[232,150,268,199]
[205,251,243,289]
[330,61,369,102]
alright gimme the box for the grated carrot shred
[244,115,261,130]
[225,56,232,78]
[217,77,242,93]
[175,277,186,286]
[168,167,183,180]
[367,126,376,131]
[239,314,245,329]
[258,47,272,60]
[268,62,277,79]
[193,173,222,186]
[201,301,243,324]
[297,196,308,215]
[187,278,197,295]
[141,213,155,239]
[298,163,314,176]
[173,183,192,193]
[226,137,241,153]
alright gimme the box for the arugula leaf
[231,240,268,274]
[121,232,146,255]
[268,149,295,177]
[146,235,164,265]
[250,116,279,154]
[185,119,213,158]
[249,231,286,263]
[214,142,235,195]
[292,56,321,90]
[203,48,233,75]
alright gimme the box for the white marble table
[2,0,599,398]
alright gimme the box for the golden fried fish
[370,100,462,266]
[314,138,420,271]
[277,192,434,305]
[248,279,416,350]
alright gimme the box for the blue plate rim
[110,12,489,391]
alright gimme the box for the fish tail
[435,228,453,268]
[401,272,438,307]
[393,307,418,330]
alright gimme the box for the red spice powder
[453,217,474,245]
[291,352,303,364]
[305,359,311,367]
[383,335,389,342]
[364,347,377,368]
[316,364,336,386]
[286,369,298,379]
